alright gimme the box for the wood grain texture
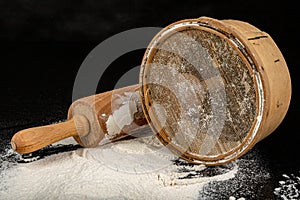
[11,115,89,154]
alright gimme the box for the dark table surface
[0,1,299,199]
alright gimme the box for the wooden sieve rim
[139,17,291,165]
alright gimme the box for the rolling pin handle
[10,115,89,154]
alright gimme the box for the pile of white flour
[0,134,238,200]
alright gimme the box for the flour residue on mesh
[146,28,257,159]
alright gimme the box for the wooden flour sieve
[11,17,291,166]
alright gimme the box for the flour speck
[274,172,300,200]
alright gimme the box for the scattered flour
[228,196,246,200]
[0,134,238,200]
[274,173,300,200]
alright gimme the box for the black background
[0,0,299,198]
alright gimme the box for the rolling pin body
[11,85,147,154]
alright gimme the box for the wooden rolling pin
[11,17,291,165]
[11,85,147,154]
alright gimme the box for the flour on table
[228,196,246,200]
[274,173,300,200]
[0,133,238,200]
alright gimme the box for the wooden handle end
[11,115,89,154]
